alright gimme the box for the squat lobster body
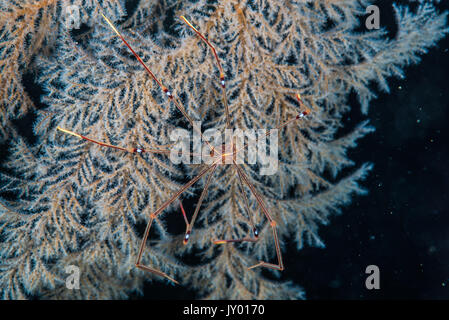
[57,14,311,285]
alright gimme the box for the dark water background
[1,1,448,300]
[293,0,449,300]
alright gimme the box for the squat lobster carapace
[56,14,311,284]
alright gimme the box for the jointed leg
[234,164,284,271]
[56,126,202,157]
[233,93,311,156]
[180,16,231,128]
[213,164,259,244]
[236,166,257,236]
[101,14,218,156]
[135,162,219,284]
[268,94,311,135]
[179,164,217,244]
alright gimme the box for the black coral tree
[0,0,447,299]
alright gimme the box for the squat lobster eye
[295,93,311,118]
[183,231,191,245]
[220,73,225,88]
[253,228,259,238]
[296,109,310,119]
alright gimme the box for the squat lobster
[57,14,310,285]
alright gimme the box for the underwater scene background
[0,0,448,299]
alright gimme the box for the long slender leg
[234,164,284,271]
[135,162,218,283]
[180,16,231,128]
[213,164,259,244]
[101,14,218,156]
[179,201,189,226]
[56,126,203,158]
[234,93,311,156]
[268,94,311,135]
[235,165,257,235]
[179,164,217,244]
